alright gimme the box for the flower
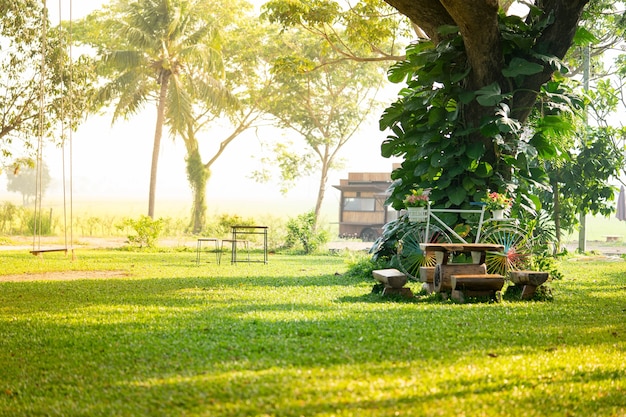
[482,191,512,211]
[403,189,429,208]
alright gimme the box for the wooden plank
[372,269,407,288]
[451,274,505,291]
[509,271,549,286]
[420,243,505,253]
[434,264,486,293]
[30,248,68,256]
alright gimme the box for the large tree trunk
[148,76,170,218]
[186,146,210,234]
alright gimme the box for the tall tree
[179,15,279,233]
[257,30,386,228]
[377,1,592,209]
[77,0,237,219]
[6,163,51,206]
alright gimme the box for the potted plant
[482,191,512,219]
[403,189,429,222]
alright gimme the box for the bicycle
[396,202,531,280]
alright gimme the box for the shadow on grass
[2,254,626,415]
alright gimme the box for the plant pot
[408,207,428,222]
[491,209,505,220]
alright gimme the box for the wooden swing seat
[30,248,69,256]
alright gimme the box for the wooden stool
[372,269,413,298]
[509,271,549,299]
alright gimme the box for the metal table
[230,225,269,264]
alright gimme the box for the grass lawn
[0,249,625,416]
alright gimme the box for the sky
[0,0,402,221]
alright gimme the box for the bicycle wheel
[481,225,531,275]
[397,223,451,281]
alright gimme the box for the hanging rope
[31,0,74,258]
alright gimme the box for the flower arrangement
[482,191,512,211]
[403,188,429,208]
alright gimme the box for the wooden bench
[372,269,413,298]
[433,263,487,293]
[450,273,505,303]
[509,270,549,300]
[604,235,621,242]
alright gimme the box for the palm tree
[89,0,235,219]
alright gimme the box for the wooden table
[420,243,506,300]
[420,243,504,265]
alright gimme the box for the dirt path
[0,270,130,283]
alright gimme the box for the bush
[27,209,54,236]
[285,211,329,254]
[118,215,164,248]
[0,202,21,234]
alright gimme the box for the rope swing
[31,0,74,258]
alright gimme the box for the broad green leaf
[573,26,598,47]
[448,186,467,205]
[526,193,542,211]
[475,162,493,178]
[466,142,485,160]
[459,90,475,104]
[428,107,445,126]
[475,82,503,106]
[530,133,557,159]
[502,57,544,77]
[437,25,460,36]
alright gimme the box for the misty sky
[0,0,400,219]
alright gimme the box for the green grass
[0,249,625,416]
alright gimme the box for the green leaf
[502,57,544,77]
[445,98,457,113]
[530,133,557,159]
[573,26,598,47]
[459,90,475,104]
[466,142,485,160]
[526,193,542,211]
[475,83,503,106]
[475,162,493,178]
[450,67,471,83]
[448,186,467,205]
[428,107,445,126]
[381,139,397,158]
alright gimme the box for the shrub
[285,211,329,254]
[27,209,53,236]
[118,215,164,248]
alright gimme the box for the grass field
[0,249,625,416]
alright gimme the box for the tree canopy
[378,1,593,209]
[254,28,386,227]
[0,0,94,171]
[75,0,239,220]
